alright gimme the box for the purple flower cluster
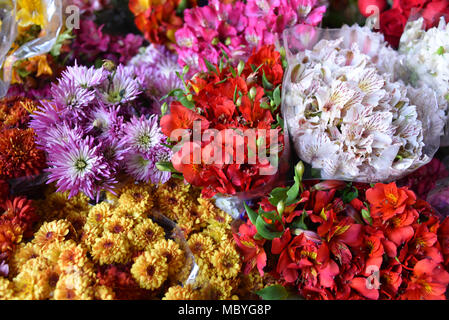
[71,19,144,65]
[127,44,183,111]
[175,0,327,74]
[30,63,171,201]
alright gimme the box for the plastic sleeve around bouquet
[398,12,449,146]
[280,23,441,183]
[0,0,63,98]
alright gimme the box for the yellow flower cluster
[1,180,260,300]
[16,0,46,28]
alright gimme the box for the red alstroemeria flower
[366,182,416,223]
[246,45,284,86]
[272,230,339,289]
[160,102,209,138]
[402,258,449,300]
[233,220,267,276]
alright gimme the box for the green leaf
[260,210,282,223]
[255,215,283,240]
[342,185,358,203]
[155,161,178,173]
[269,187,288,206]
[177,96,195,110]
[262,70,273,90]
[291,211,308,230]
[204,59,217,74]
[244,202,258,226]
[273,85,281,107]
[256,285,288,300]
[50,28,74,57]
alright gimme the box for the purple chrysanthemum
[123,114,165,155]
[124,146,171,184]
[30,101,63,146]
[51,77,96,110]
[60,62,107,88]
[86,103,124,142]
[46,135,114,200]
[43,122,85,149]
[101,65,140,105]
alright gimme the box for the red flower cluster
[129,0,197,45]
[161,45,286,198]
[235,171,449,300]
[0,97,47,181]
[0,196,37,259]
[360,0,449,48]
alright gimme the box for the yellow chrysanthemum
[91,233,131,265]
[53,273,94,300]
[131,251,168,290]
[35,192,69,222]
[202,221,233,244]
[162,284,202,300]
[33,220,71,250]
[57,243,91,273]
[116,182,154,221]
[80,222,102,250]
[9,242,40,275]
[200,275,236,300]
[236,270,264,299]
[13,257,52,300]
[187,233,215,261]
[151,239,185,277]
[104,215,134,236]
[86,202,114,227]
[94,285,115,300]
[127,218,165,250]
[0,278,14,300]
[16,0,46,27]
[211,243,241,279]
[65,210,88,234]
[154,179,197,221]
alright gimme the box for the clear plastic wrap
[399,15,449,146]
[281,24,441,183]
[0,0,63,97]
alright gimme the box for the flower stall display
[160,45,289,199]
[282,24,442,182]
[235,161,449,300]
[1,0,449,302]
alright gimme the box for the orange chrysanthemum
[0,128,46,179]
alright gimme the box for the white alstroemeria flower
[283,29,441,182]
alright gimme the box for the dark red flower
[380,8,408,48]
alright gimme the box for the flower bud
[237,60,245,76]
[295,161,305,180]
[249,86,257,100]
[225,37,231,46]
[182,65,190,75]
[102,59,116,71]
[277,200,285,215]
[212,37,219,45]
[161,102,168,116]
[235,97,242,107]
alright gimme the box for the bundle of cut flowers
[283,24,443,182]
[0,180,265,300]
[30,62,172,201]
[160,45,288,198]
[174,0,327,74]
[399,17,449,140]
[234,161,449,300]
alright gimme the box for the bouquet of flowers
[160,45,289,199]
[174,0,327,74]
[282,24,442,182]
[234,161,449,300]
